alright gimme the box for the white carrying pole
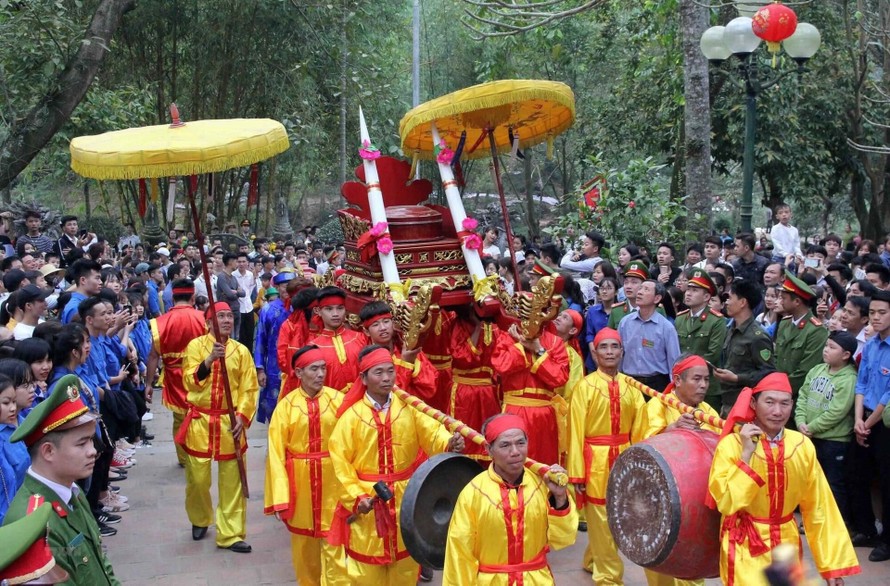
[359,107,401,286]
[430,122,486,283]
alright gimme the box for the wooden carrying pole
[622,376,728,431]
[186,182,250,499]
[391,387,568,486]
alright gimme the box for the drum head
[606,443,679,567]
[400,453,483,569]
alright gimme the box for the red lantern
[752,2,798,54]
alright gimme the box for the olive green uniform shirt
[4,474,119,586]
[675,307,727,405]
[720,315,775,410]
[775,310,829,400]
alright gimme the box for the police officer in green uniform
[608,260,649,329]
[675,268,727,411]
[0,502,69,584]
[713,279,776,417]
[775,273,829,401]
[2,375,119,586]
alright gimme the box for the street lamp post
[700,8,821,233]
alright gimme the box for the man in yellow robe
[442,413,578,585]
[328,345,465,585]
[180,302,258,552]
[566,327,647,584]
[708,372,860,586]
[265,345,347,585]
[642,354,720,586]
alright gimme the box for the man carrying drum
[442,413,577,585]
[566,327,647,583]
[708,372,860,586]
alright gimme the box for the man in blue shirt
[850,289,890,561]
[60,259,102,324]
[617,279,680,391]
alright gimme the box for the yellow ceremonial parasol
[399,80,575,288]
[70,114,288,180]
[69,105,291,500]
[399,79,575,160]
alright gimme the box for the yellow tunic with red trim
[328,391,452,565]
[492,330,569,465]
[393,347,438,405]
[264,385,342,537]
[150,305,206,414]
[180,334,259,460]
[708,430,860,586]
[567,371,647,504]
[308,326,367,393]
[558,343,585,405]
[449,319,501,459]
[442,466,578,586]
[643,396,721,438]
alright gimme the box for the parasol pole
[359,108,402,295]
[430,123,488,293]
[487,130,522,290]
[391,387,568,487]
[186,183,250,499]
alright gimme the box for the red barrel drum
[605,428,721,579]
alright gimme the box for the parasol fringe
[399,82,574,160]
[70,137,290,181]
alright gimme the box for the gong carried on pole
[400,452,483,570]
[606,429,721,580]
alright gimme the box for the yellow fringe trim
[70,137,290,180]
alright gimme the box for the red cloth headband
[359,347,393,373]
[565,309,583,333]
[317,294,346,308]
[363,312,392,328]
[663,355,708,395]
[484,414,527,444]
[172,286,194,295]
[293,348,325,370]
[593,327,621,348]
[205,301,232,319]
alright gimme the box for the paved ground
[105,404,890,585]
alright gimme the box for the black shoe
[192,525,208,541]
[109,485,121,493]
[419,566,434,582]
[96,512,121,525]
[220,540,252,553]
[578,520,588,532]
[98,523,118,537]
[869,543,890,562]
[143,432,155,441]
[851,532,878,547]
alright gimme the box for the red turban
[293,347,325,371]
[205,302,232,319]
[663,355,708,395]
[484,414,527,445]
[565,309,583,333]
[335,347,394,417]
[593,327,621,348]
[719,372,792,441]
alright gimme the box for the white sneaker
[142,412,154,422]
[116,439,136,450]
[101,493,130,512]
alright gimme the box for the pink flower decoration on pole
[369,221,388,237]
[464,233,483,251]
[377,237,394,255]
[434,139,454,165]
[461,217,478,232]
[359,139,381,161]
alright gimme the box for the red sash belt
[356,453,423,483]
[585,434,630,446]
[723,511,794,557]
[174,405,229,445]
[478,548,549,585]
[287,450,330,460]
